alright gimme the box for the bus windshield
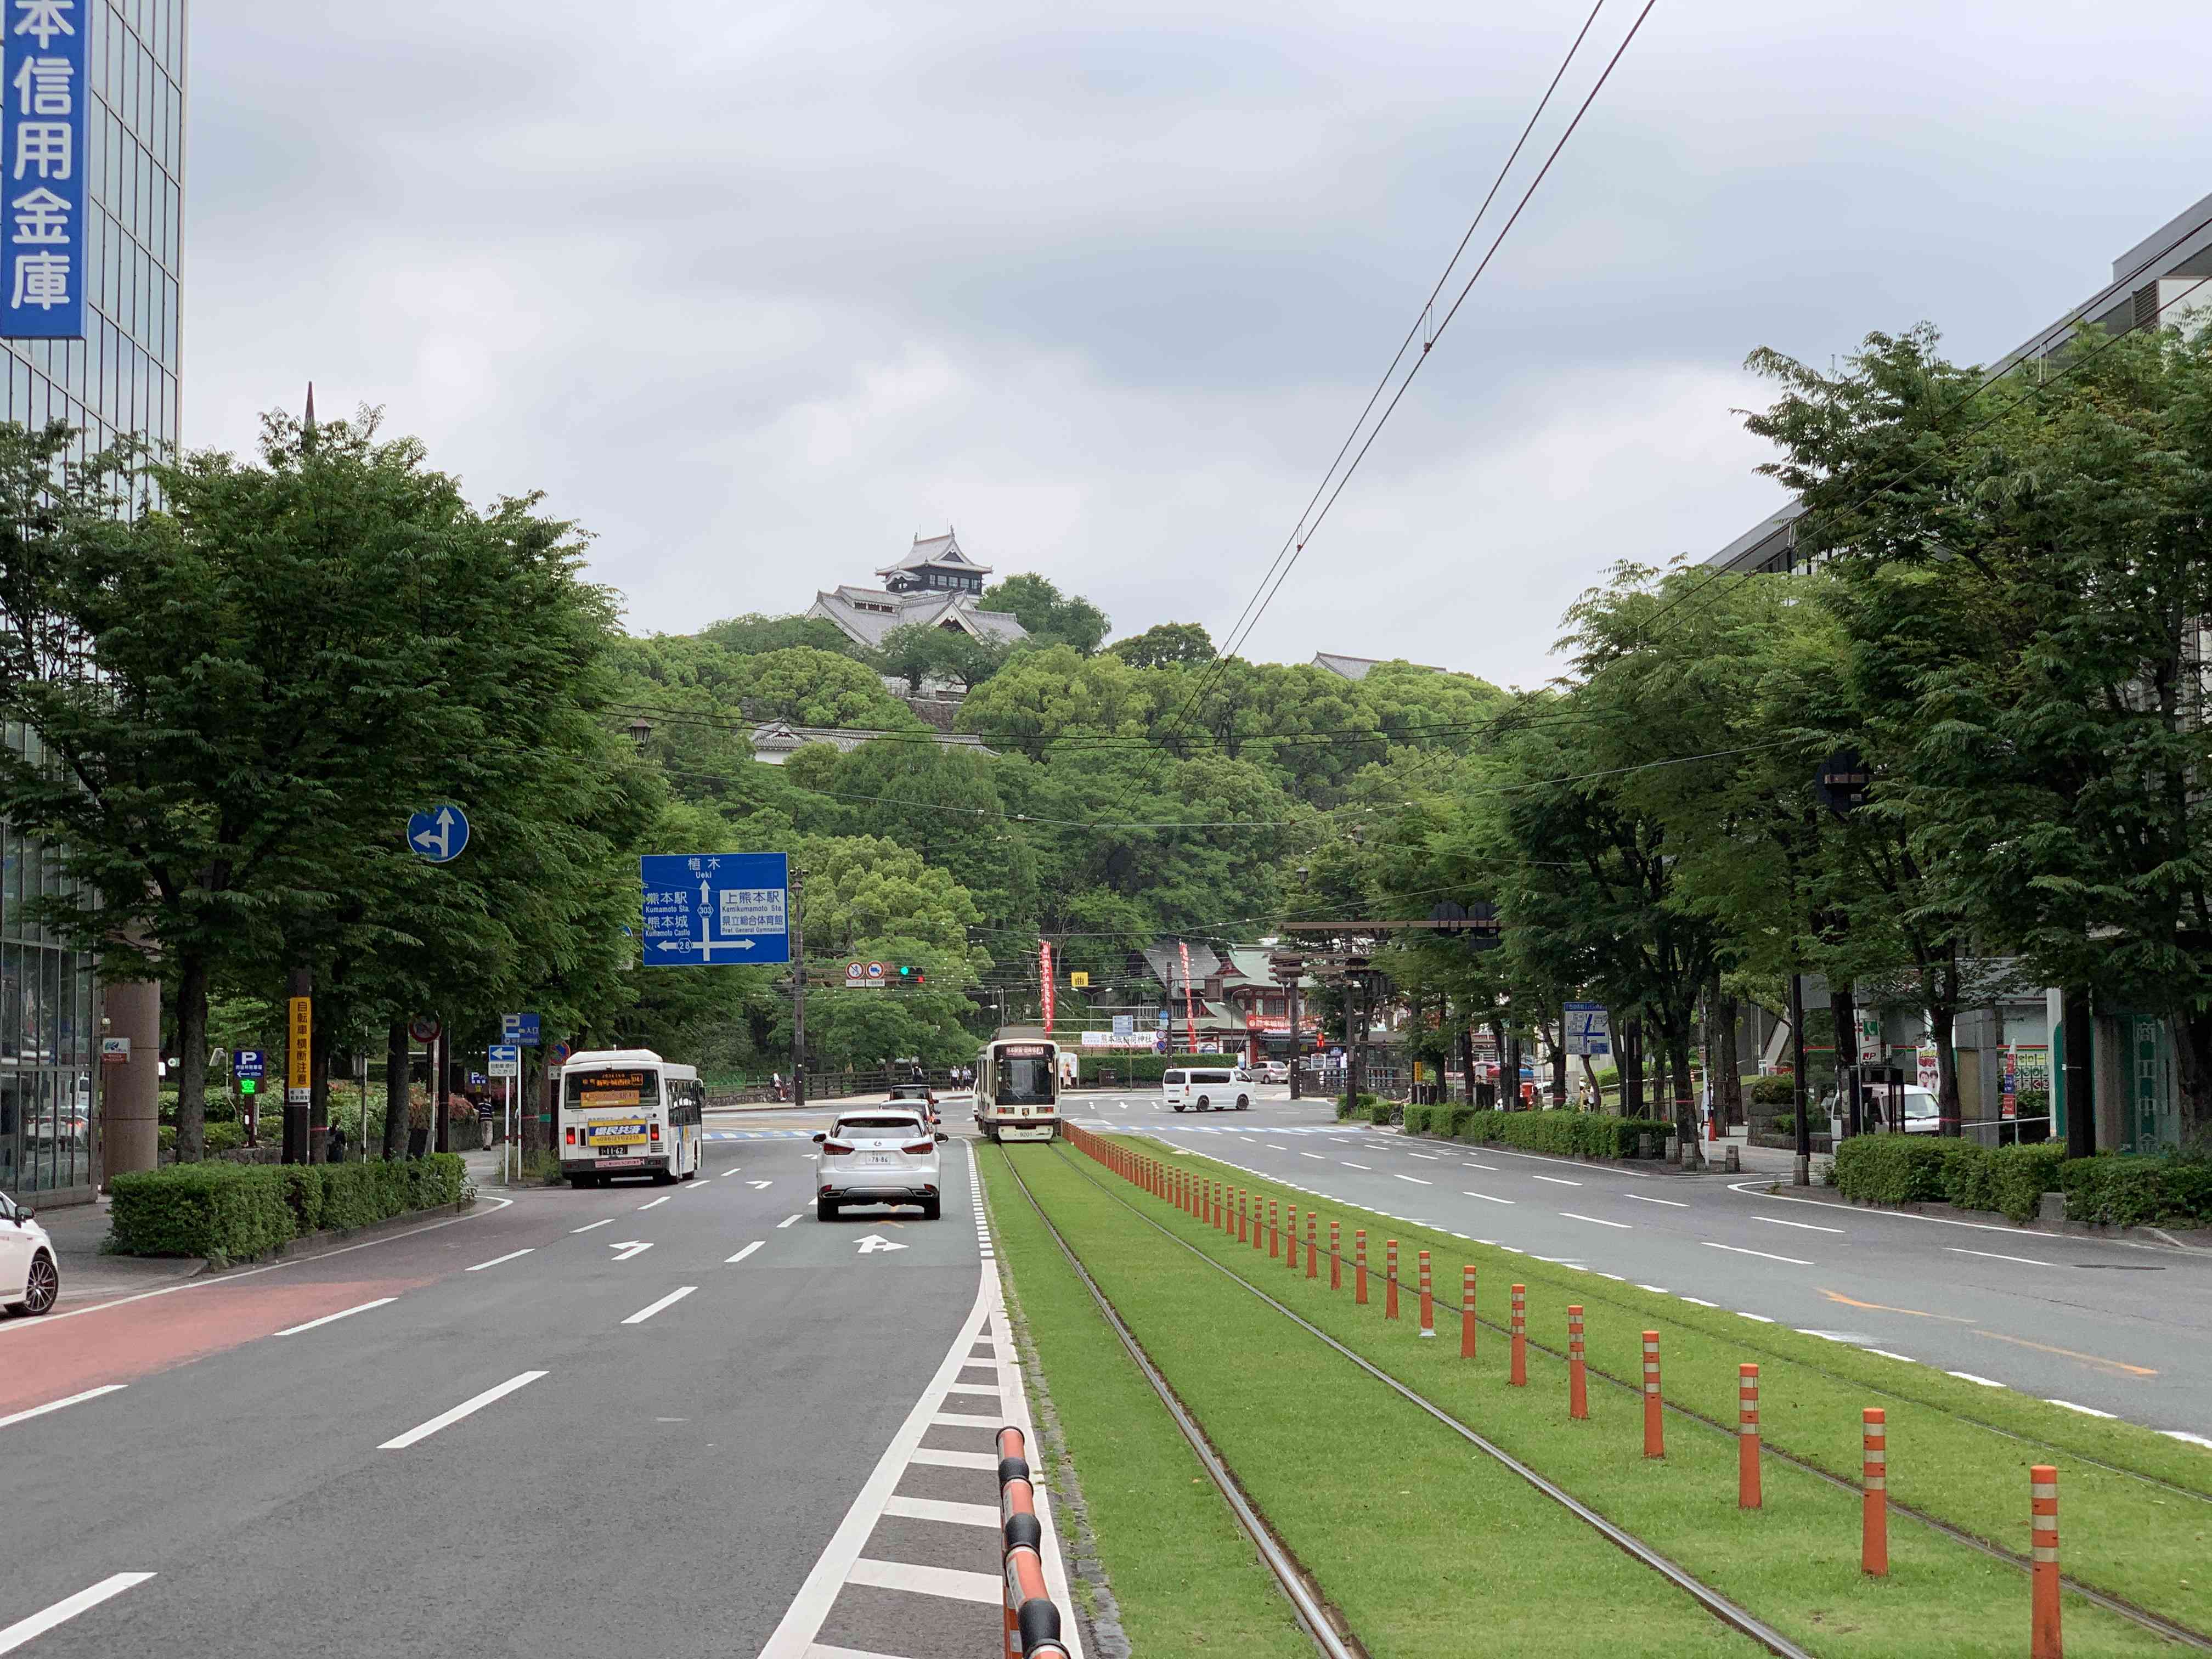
[565,1069,659,1110]
[995,1051,1056,1105]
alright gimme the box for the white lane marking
[749,1180,774,1189]
[2047,1399,2118,1419]
[465,1248,535,1272]
[571,1218,614,1233]
[725,1241,765,1265]
[638,1195,673,1211]
[908,1447,1000,1471]
[1677,1295,1718,1307]
[1948,1371,2005,1389]
[1948,1246,2056,1268]
[1532,1175,1582,1187]
[1867,1350,1916,1363]
[1720,1177,2186,1257]
[1301,1152,1325,1159]
[1626,1193,1689,1208]
[1267,1143,1288,1150]
[1464,1162,1500,1171]
[379,1370,548,1449]
[0,1572,157,1655]
[1705,1242,1812,1266]
[1738,1312,1776,1322]
[1637,1284,1668,1294]
[0,1383,127,1430]
[275,1298,395,1336]
[694,1176,714,1184]
[1463,1191,1515,1204]
[1394,1174,1432,1186]
[1407,1153,1441,1161]
[847,1558,1002,1604]
[930,1410,1002,1429]
[778,1214,801,1228]
[1755,1215,1844,1234]
[882,1494,1000,1527]
[1340,1161,1371,1170]
[1560,1212,1631,1229]
[622,1286,698,1325]
[2162,1430,2212,1449]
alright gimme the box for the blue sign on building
[0,0,87,340]
[639,853,790,966]
[501,1012,541,1046]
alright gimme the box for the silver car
[1,1189,59,1316]
[815,1111,947,1220]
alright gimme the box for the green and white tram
[973,1037,1061,1142]
[558,1048,705,1187]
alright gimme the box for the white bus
[974,1037,1060,1142]
[558,1048,705,1188]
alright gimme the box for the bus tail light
[565,1127,576,1146]
[650,1122,661,1143]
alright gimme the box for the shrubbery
[1369,1100,1400,1126]
[1748,1075,1796,1107]
[2062,1154,2212,1228]
[109,1154,469,1264]
[1413,1108,1671,1159]
[1833,1136,2090,1225]
[1334,1093,1381,1121]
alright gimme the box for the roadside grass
[1111,1135,2212,1642]
[980,1142,1316,1659]
[985,1145,1767,1657]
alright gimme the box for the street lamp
[627,716,653,749]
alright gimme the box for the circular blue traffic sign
[405,805,471,864]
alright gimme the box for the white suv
[1163,1068,1250,1113]
[815,1111,947,1221]
[1,1189,59,1316]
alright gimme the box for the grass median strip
[981,1142,1314,1658]
[986,1144,1770,1658]
[1115,1135,2210,1647]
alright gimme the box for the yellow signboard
[1069,972,1090,988]
[587,1120,648,1146]
[287,996,312,1102]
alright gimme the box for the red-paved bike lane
[0,1193,568,1418]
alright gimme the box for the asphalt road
[0,1119,1074,1659]
[1071,1089,2212,1441]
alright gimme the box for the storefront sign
[0,0,87,340]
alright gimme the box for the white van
[1163,1067,1250,1113]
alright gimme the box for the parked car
[1,1189,59,1317]
[887,1082,941,1126]
[814,1111,948,1220]
[1163,1068,1250,1112]
[1822,1085,1940,1133]
[1259,1061,1290,1085]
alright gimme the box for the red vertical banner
[1178,939,1197,1053]
[1041,941,1055,1032]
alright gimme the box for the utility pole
[2063,990,2096,1158]
[1790,972,1811,1187]
[433,1018,450,1155]
[283,967,312,1164]
[1287,969,1302,1101]
[789,868,807,1110]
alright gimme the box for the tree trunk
[382,1020,409,1161]
[1666,1029,1698,1159]
[172,949,211,1162]
[1622,1015,1644,1118]
[1717,992,1743,1127]
[1831,980,1860,1138]
[2171,1001,2212,1150]
[1550,1001,1567,1107]
[1931,1000,1963,1137]
[1487,1017,1507,1110]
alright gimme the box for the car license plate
[599,1156,642,1169]
[861,1153,894,1166]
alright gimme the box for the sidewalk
[31,1193,206,1304]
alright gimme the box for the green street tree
[1107,621,1216,668]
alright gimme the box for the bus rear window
[565,1070,658,1110]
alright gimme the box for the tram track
[1042,1136,2212,1655]
[994,1142,1818,1659]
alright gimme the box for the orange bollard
[1385,1240,1400,1319]
[1737,1364,1760,1508]
[1306,1212,1318,1279]
[1568,1305,1587,1419]
[1286,1205,1300,1273]
[1238,1190,1249,1244]
[1252,1193,1264,1253]
[1330,1221,1342,1290]
[1510,1284,1527,1386]
[1642,1331,1664,1458]
[1355,1230,1368,1304]
[1460,1266,1477,1359]
[1269,1199,1279,1258]
[1418,1250,1434,1337]
[1862,1409,1888,1576]
[2031,1465,2061,1659]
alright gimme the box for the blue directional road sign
[639,853,791,966]
[501,1013,541,1046]
[488,1045,522,1079]
[406,805,471,864]
[233,1048,266,1080]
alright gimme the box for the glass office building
[0,0,184,1198]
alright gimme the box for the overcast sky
[183,1,2211,691]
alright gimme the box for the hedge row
[1831,1137,2212,1228]
[109,1155,470,1265]
[1402,1105,1672,1159]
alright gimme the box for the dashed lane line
[1754,1215,1843,1234]
[778,1214,801,1228]
[465,1248,535,1272]
[622,1286,698,1326]
[1625,1193,1689,1208]
[1559,1212,1630,1230]
[275,1298,395,1336]
[726,1241,765,1265]
[378,1370,548,1451]
[1705,1242,1812,1266]
[638,1195,673,1211]
[1949,1246,2057,1268]
[1531,1175,1582,1188]
[571,1218,614,1233]
[0,1573,158,1655]
[0,1384,127,1430]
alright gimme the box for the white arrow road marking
[0,1572,158,1654]
[725,1240,764,1265]
[854,1234,908,1254]
[748,1180,774,1189]
[608,1240,654,1261]
[380,1370,548,1449]
[622,1286,698,1325]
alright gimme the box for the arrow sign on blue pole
[639,853,790,966]
[406,805,471,864]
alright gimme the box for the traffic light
[896,964,927,986]
[239,1077,257,1096]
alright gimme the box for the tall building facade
[0,0,185,1199]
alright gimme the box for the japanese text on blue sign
[1,0,85,338]
[639,853,791,966]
